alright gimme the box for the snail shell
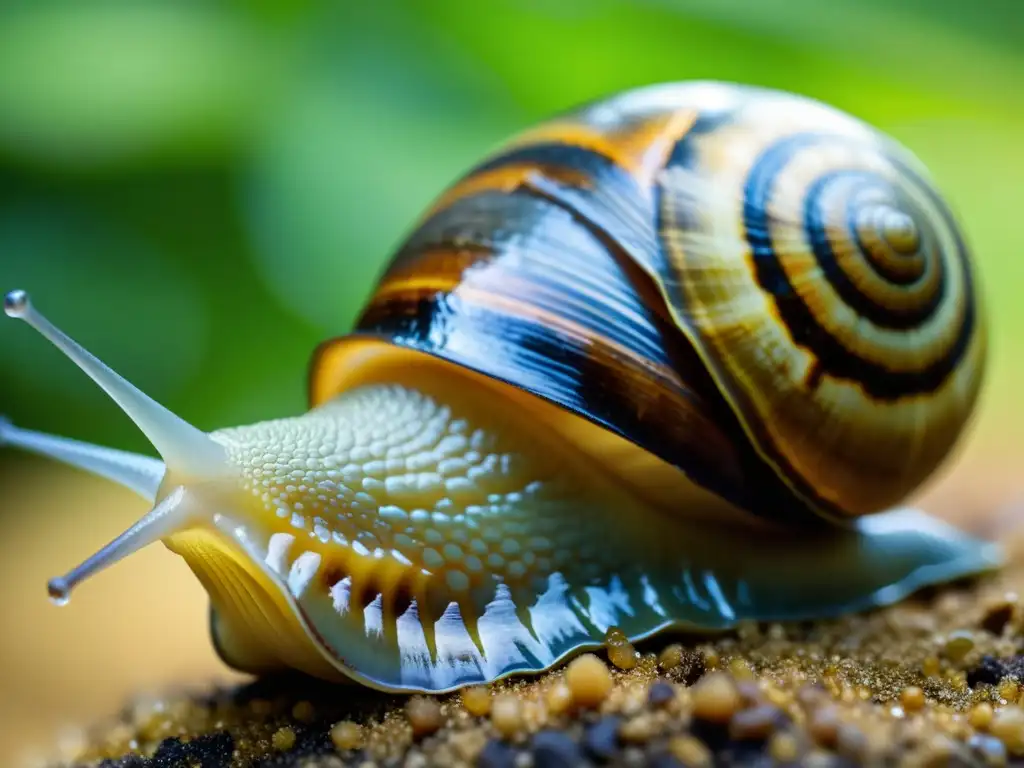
[2,81,999,694]
[316,80,986,525]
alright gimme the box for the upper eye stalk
[3,288,236,608]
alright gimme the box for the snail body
[1,81,1000,693]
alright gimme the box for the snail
[1,81,1003,694]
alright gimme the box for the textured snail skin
[175,362,996,693]
[1,81,999,694]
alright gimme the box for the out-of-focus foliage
[0,0,1021,454]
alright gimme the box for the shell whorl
[313,81,986,525]
[651,88,984,518]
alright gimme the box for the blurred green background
[1,0,1023,763]
[1,0,1024,449]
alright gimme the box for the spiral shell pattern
[650,88,985,517]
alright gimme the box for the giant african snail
[0,81,1000,693]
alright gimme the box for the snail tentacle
[0,417,164,501]
[3,290,242,604]
[3,290,229,481]
[47,486,195,605]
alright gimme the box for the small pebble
[943,630,976,662]
[969,656,1007,687]
[981,594,1018,635]
[451,730,487,762]
[619,713,657,743]
[917,734,958,764]
[477,739,518,768]
[621,746,647,767]
[970,703,995,731]
[647,680,675,708]
[531,730,582,768]
[291,700,315,723]
[583,716,621,761]
[728,704,784,741]
[735,680,764,707]
[491,694,524,739]
[463,686,492,717]
[545,681,574,716]
[405,696,444,738]
[329,721,364,752]
[969,733,1009,766]
[808,705,839,748]
[901,686,926,712]
[565,654,613,708]
[520,699,546,732]
[647,750,683,768]
[668,735,712,768]
[728,658,755,680]
[990,706,1024,755]
[763,684,791,709]
[769,731,800,763]
[271,726,296,751]
[922,655,941,677]
[1001,679,1021,703]
[835,723,868,761]
[691,671,742,724]
[605,627,639,670]
[803,748,838,767]
[796,684,828,709]
[658,644,684,670]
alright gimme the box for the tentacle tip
[47,576,71,606]
[0,415,11,445]
[4,289,31,319]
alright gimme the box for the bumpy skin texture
[219,382,587,601]
[164,368,1000,693]
[170,371,655,690]
[314,81,985,524]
